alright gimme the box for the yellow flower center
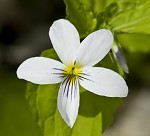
[63,63,81,85]
[64,64,81,76]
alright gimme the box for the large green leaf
[64,0,150,53]
[107,1,150,34]
[26,48,124,136]
[64,0,147,37]
[96,0,150,52]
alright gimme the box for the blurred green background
[0,0,65,135]
[0,0,150,136]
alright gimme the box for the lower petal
[57,77,79,128]
[79,67,128,97]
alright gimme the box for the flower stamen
[62,64,81,86]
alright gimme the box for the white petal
[76,29,113,67]
[79,67,128,97]
[57,77,79,128]
[17,57,65,84]
[49,19,80,65]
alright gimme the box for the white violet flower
[17,19,128,128]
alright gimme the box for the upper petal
[57,77,79,128]
[79,67,128,97]
[17,57,65,84]
[76,29,113,67]
[49,19,80,65]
